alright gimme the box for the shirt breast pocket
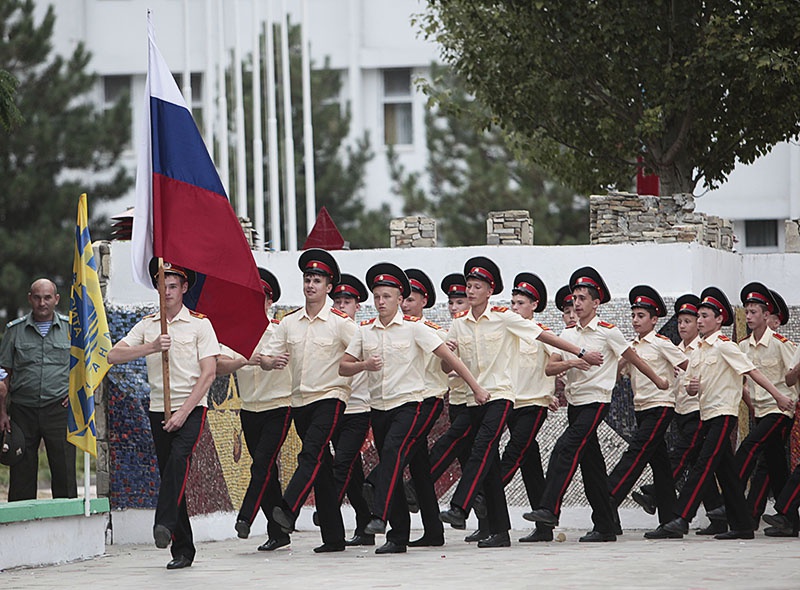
[313,336,336,354]
[390,340,411,361]
[483,332,503,357]
[15,342,40,366]
[171,335,197,361]
[519,341,537,367]
[759,357,779,377]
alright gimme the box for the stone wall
[590,192,735,251]
[390,216,437,248]
[486,210,533,245]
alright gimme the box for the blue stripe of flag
[150,97,226,198]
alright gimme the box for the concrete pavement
[2,526,798,589]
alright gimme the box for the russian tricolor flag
[132,12,267,357]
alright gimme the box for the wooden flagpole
[157,258,172,420]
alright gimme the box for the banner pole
[84,450,91,517]
[158,258,172,420]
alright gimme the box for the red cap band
[575,276,604,300]
[563,294,574,305]
[409,279,428,297]
[305,260,334,277]
[633,295,660,313]
[678,303,698,315]
[469,266,495,288]
[702,296,729,323]
[746,291,774,313]
[448,283,466,295]
[515,281,540,301]
[334,284,360,298]
[374,274,403,289]
[261,279,273,297]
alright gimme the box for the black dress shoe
[439,506,467,529]
[312,511,320,527]
[404,479,419,514]
[763,512,793,532]
[272,506,295,534]
[375,540,407,554]
[519,527,553,542]
[166,555,192,570]
[696,520,727,535]
[764,526,799,538]
[364,517,387,535]
[523,508,559,527]
[706,506,726,521]
[313,543,346,553]
[477,532,511,548]
[408,535,445,547]
[644,525,683,539]
[631,491,657,515]
[464,529,490,543]
[579,530,616,542]
[473,493,488,519]
[258,537,290,551]
[153,524,172,549]
[663,517,689,536]
[235,519,250,539]
[714,529,754,540]
[345,533,376,546]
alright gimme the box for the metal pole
[265,3,282,251]
[252,0,265,250]
[233,0,248,219]
[216,0,231,194]
[279,0,298,251]
[301,0,316,236]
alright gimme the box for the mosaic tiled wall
[103,298,800,515]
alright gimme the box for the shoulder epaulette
[738,335,749,344]
[189,310,207,319]
[270,318,280,325]
[283,307,302,316]
[360,318,376,326]
[56,312,69,322]
[403,315,420,322]
[331,307,350,319]
[656,334,671,341]
[454,309,469,319]
[6,317,24,329]
[773,332,789,343]
[718,334,731,342]
[537,322,551,331]
[143,313,156,319]
[423,319,442,330]
[491,306,509,313]
[598,320,615,329]
[565,322,577,329]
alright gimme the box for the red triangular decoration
[301,206,346,250]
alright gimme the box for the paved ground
[2,527,799,589]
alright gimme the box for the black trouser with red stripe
[608,406,675,524]
[331,411,371,537]
[643,411,723,512]
[429,402,473,482]
[451,400,513,534]
[369,401,423,545]
[238,407,292,541]
[149,406,206,562]
[538,402,615,533]
[500,405,548,509]
[407,396,445,540]
[281,398,345,545]
[735,413,792,520]
[673,414,752,531]
[773,461,800,520]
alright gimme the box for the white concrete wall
[106,240,800,309]
[0,514,107,569]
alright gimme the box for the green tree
[0,69,22,130]
[230,21,384,250]
[0,0,132,318]
[388,64,588,246]
[421,1,800,195]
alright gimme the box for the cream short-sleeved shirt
[448,305,543,406]
[629,331,688,411]
[740,327,797,418]
[346,370,370,414]
[447,374,470,406]
[345,310,444,411]
[122,305,220,412]
[685,330,755,421]
[264,305,357,408]
[514,322,556,409]
[557,316,630,406]
[422,322,449,400]
[220,319,291,412]
[674,335,701,415]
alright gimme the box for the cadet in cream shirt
[740,327,797,418]
[674,335,702,415]
[514,323,556,409]
[122,305,220,412]
[629,331,687,411]
[220,319,291,412]
[448,306,543,405]
[345,310,444,411]
[264,305,357,407]
[685,331,755,421]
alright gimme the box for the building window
[103,75,131,108]
[382,68,412,145]
[173,73,204,134]
[744,219,778,248]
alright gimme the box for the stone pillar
[239,217,256,249]
[390,216,437,248]
[785,220,800,253]
[486,210,533,245]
